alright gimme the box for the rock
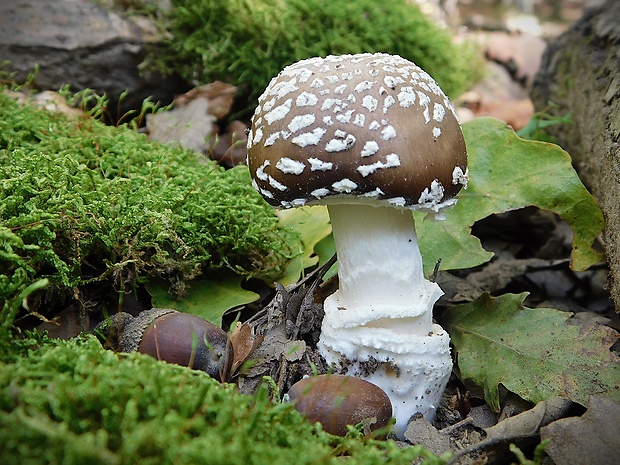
[404,414,452,455]
[0,0,187,117]
[146,97,215,153]
[530,0,620,310]
[146,82,237,155]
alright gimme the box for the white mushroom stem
[317,203,452,438]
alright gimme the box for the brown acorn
[287,374,393,436]
[97,309,232,382]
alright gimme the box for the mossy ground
[0,334,443,465]
[147,0,483,118]
[0,88,299,346]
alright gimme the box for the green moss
[0,90,300,342]
[0,335,443,465]
[148,0,482,118]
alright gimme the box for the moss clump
[149,0,481,118]
[0,335,442,465]
[0,90,299,342]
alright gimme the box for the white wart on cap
[247,53,467,211]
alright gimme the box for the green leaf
[445,292,620,412]
[145,274,259,327]
[276,206,332,286]
[416,117,605,274]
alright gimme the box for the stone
[530,0,620,310]
[0,0,187,117]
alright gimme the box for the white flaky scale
[276,157,306,175]
[308,158,334,171]
[247,53,468,438]
[361,140,379,157]
[356,153,401,177]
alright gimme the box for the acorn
[97,309,232,381]
[287,374,393,436]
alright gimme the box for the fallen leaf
[446,397,572,465]
[541,395,620,465]
[276,206,332,286]
[445,292,620,411]
[145,274,259,327]
[417,117,605,274]
[229,321,264,376]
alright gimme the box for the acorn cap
[247,53,467,212]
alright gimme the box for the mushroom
[246,53,467,437]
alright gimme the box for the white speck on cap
[288,114,316,133]
[296,91,319,107]
[383,95,395,114]
[397,87,416,107]
[268,175,288,191]
[353,114,366,127]
[332,179,358,193]
[311,187,331,198]
[433,127,441,138]
[452,166,468,188]
[265,99,293,124]
[257,186,275,199]
[384,75,405,89]
[310,78,325,88]
[354,80,376,93]
[362,95,378,112]
[356,153,401,177]
[387,197,406,207]
[255,160,270,181]
[292,127,327,147]
[252,127,264,145]
[381,125,397,141]
[308,158,334,171]
[321,98,346,112]
[336,110,356,124]
[418,180,445,206]
[326,133,356,152]
[433,103,445,123]
[271,78,299,99]
[368,120,381,130]
[361,141,379,157]
[276,157,306,175]
[265,131,281,147]
[362,187,385,198]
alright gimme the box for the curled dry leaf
[446,397,573,465]
[229,321,264,377]
[541,395,620,465]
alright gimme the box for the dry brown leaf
[541,396,620,465]
[229,321,264,377]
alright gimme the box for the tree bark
[531,0,620,310]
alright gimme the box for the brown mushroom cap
[247,53,467,211]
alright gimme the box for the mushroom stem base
[318,323,452,438]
